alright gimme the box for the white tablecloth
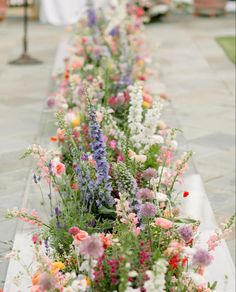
[39,0,108,25]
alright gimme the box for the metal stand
[9,0,42,65]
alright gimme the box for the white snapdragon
[144,259,168,292]
[128,84,164,151]
[143,96,164,150]
[128,83,145,149]
[155,192,167,202]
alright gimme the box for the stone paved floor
[146,13,235,260]
[0,18,64,285]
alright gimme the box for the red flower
[136,7,145,17]
[182,256,188,266]
[169,255,180,269]
[32,234,41,245]
[183,191,190,198]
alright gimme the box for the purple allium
[80,235,104,259]
[142,168,158,180]
[137,188,154,200]
[178,225,193,243]
[139,203,157,218]
[192,248,212,267]
[39,273,56,290]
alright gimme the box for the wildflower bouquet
[5,1,235,292]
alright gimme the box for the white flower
[183,246,196,256]
[71,277,88,291]
[155,192,167,202]
[144,259,168,292]
[79,260,97,272]
[151,135,164,144]
[189,272,206,287]
[65,112,76,123]
[125,287,140,292]
[128,270,138,277]
[170,140,178,151]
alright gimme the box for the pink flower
[109,140,117,150]
[74,230,89,243]
[53,162,65,176]
[103,135,108,143]
[30,286,44,292]
[155,217,173,229]
[207,233,220,251]
[80,235,104,259]
[68,226,80,236]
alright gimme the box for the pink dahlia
[80,235,104,259]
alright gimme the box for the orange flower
[84,276,91,286]
[32,272,41,285]
[50,136,58,142]
[100,233,112,249]
[142,101,151,109]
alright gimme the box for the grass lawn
[216,36,236,64]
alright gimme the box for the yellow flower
[51,262,65,273]
[72,117,80,128]
[83,276,91,286]
[142,101,151,109]
[137,59,144,67]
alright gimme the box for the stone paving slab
[0,19,65,286]
[146,13,235,260]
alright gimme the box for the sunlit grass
[216,36,236,64]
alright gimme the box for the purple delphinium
[88,106,114,207]
[55,207,62,228]
[87,9,97,27]
[139,203,157,218]
[77,165,96,210]
[192,248,212,267]
[110,26,120,37]
[178,225,193,243]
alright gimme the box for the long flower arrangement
[5,1,235,292]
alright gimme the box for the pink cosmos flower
[80,235,104,259]
[155,217,173,229]
[109,140,117,150]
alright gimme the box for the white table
[39,0,108,25]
